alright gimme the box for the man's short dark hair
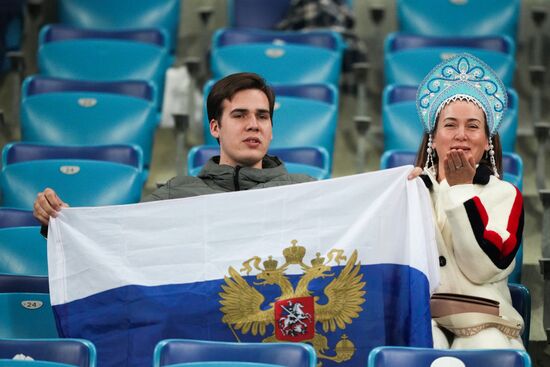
[207,72,276,126]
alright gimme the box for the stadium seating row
[0,337,533,367]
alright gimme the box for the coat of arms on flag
[220,240,365,364]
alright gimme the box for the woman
[413,53,525,349]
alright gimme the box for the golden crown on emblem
[263,256,278,270]
[283,239,306,264]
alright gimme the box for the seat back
[0,160,142,210]
[0,292,58,338]
[230,0,291,29]
[0,208,39,228]
[509,283,531,348]
[397,0,520,40]
[367,346,530,367]
[38,25,169,92]
[0,338,96,367]
[0,208,48,287]
[203,82,338,169]
[216,28,342,51]
[40,24,167,48]
[153,339,316,367]
[58,0,180,53]
[382,85,518,153]
[388,34,514,54]
[24,75,158,106]
[3,142,144,172]
[501,152,524,191]
[187,145,330,179]
[211,28,343,86]
[20,78,156,168]
[0,361,75,367]
[0,227,47,277]
[384,33,516,86]
[0,274,49,293]
[166,363,283,367]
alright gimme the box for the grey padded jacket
[144,155,315,201]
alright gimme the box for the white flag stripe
[48,166,439,306]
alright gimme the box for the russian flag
[48,166,439,367]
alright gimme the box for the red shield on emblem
[274,296,315,342]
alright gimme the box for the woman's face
[433,100,489,171]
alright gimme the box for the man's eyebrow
[229,108,270,114]
[229,108,249,114]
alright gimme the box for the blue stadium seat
[509,283,531,348]
[0,274,48,293]
[0,208,39,228]
[0,208,47,291]
[387,34,513,53]
[211,28,344,86]
[502,153,524,191]
[0,338,96,367]
[382,85,518,153]
[24,75,158,107]
[229,0,291,29]
[188,145,330,180]
[0,159,142,210]
[380,149,525,284]
[203,82,339,170]
[0,146,141,291]
[40,24,167,47]
[20,76,156,175]
[368,346,530,367]
[3,142,144,173]
[0,226,47,277]
[0,361,74,367]
[384,33,516,86]
[0,292,58,338]
[153,339,316,367]
[165,363,282,367]
[270,84,336,103]
[216,28,342,50]
[397,0,520,41]
[38,25,170,94]
[58,0,180,54]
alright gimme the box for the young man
[33,73,314,225]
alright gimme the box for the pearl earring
[425,133,434,171]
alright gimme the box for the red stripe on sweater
[472,187,523,257]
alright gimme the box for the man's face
[210,89,273,169]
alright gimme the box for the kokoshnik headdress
[416,53,508,177]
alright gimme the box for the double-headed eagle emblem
[219,240,366,365]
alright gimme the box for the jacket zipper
[233,166,241,191]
